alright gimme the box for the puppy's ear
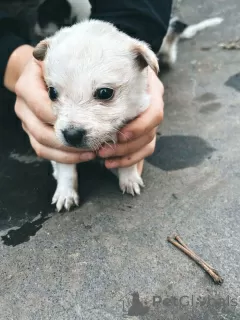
[33,39,50,61]
[132,41,159,75]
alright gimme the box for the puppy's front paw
[52,187,79,212]
[119,167,144,196]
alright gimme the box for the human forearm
[4,44,33,92]
[0,10,32,92]
[89,0,172,53]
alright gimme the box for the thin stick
[174,235,223,278]
[167,236,224,285]
[174,235,214,270]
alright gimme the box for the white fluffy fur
[44,21,153,146]
[69,0,91,22]
[35,22,59,37]
[158,17,223,66]
[180,17,223,39]
[36,20,158,211]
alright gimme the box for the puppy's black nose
[62,128,86,147]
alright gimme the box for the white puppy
[33,11,223,211]
[33,20,159,211]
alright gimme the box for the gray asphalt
[0,0,240,319]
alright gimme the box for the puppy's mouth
[61,128,116,151]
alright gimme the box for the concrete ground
[0,0,240,319]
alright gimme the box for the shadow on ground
[147,135,215,171]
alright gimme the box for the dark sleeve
[89,0,172,53]
[0,12,27,88]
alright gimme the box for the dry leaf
[219,39,240,50]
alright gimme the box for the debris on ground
[167,234,224,285]
[219,39,240,50]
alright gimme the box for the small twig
[174,235,214,270]
[174,235,224,280]
[167,235,224,285]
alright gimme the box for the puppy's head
[34,0,73,37]
[33,20,159,150]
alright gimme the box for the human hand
[14,48,96,164]
[98,68,164,174]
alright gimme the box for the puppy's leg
[51,160,58,180]
[158,16,223,68]
[157,18,187,68]
[118,165,144,196]
[106,133,144,195]
[51,161,79,211]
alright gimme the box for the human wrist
[4,44,33,92]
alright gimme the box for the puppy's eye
[94,88,114,101]
[48,87,58,101]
